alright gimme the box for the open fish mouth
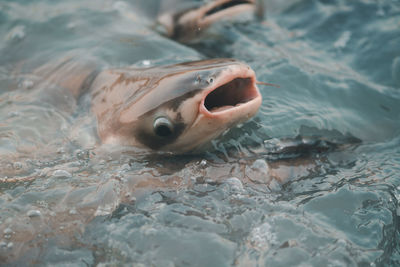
[200,68,261,116]
[204,0,255,17]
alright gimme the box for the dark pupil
[155,124,173,137]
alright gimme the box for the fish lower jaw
[208,101,252,113]
[201,72,261,115]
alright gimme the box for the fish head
[158,0,258,41]
[92,59,261,153]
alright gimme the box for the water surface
[0,0,399,266]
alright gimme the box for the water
[0,0,399,265]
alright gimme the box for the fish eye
[153,117,174,137]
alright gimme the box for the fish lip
[200,0,256,25]
[199,63,261,118]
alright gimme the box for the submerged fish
[42,58,262,153]
[155,0,260,41]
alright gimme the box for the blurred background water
[0,0,399,266]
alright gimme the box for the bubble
[94,203,117,216]
[205,178,214,184]
[142,60,151,66]
[248,222,277,250]
[13,162,23,170]
[3,228,12,235]
[75,149,89,160]
[69,208,77,215]
[27,209,41,218]
[53,169,72,178]
[225,177,244,192]
[37,200,48,209]
[6,25,26,41]
[21,79,34,89]
[199,159,207,167]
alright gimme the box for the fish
[156,0,260,42]
[90,58,262,153]
[31,57,262,154]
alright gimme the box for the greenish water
[0,0,399,266]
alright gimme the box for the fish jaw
[199,64,261,120]
[161,60,262,153]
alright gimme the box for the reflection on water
[0,0,400,265]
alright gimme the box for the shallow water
[0,0,400,266]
